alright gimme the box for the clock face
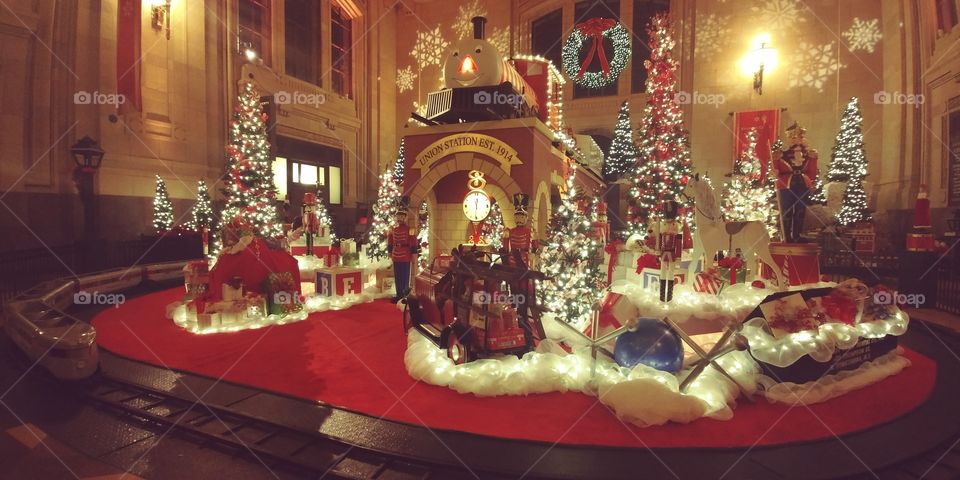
[462,191,492,222]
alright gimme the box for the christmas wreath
[562,18,632,89]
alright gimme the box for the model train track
[85,373,491,480]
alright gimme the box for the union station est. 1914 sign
[414,133,523,174]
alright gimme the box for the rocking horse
[683,174,786,290]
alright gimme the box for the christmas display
[366,171,401,261]
[603,100,639,181]
[186,179,215,233]
[219,81,283,242]
[417,202,430,270]
[152,174,174,233]
[537,166,607,329]
[827,97,872,226]
[722,128,780,237]
[627,13,694,240]
[561,18,631,89]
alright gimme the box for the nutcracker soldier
[593,201,610,246]
[503,193,538,266]
[301,192,319,256]
[657,200,684,302]
[387,196,418,302]
[775,122,819,243]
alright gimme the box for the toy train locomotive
[403,247,547,364]
[417,16,562,126]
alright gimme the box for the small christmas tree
[219,81,283,240]
[392,138,406,186]
[538,166,607,329]
[603,100,639,181]
[187,179,215,232]
[417,202,430,270]
[366,171,401,260]
[315,194,337,242]
[153,175,174,233]
[829,97,872,226]
[626,13,693,239]
[722,128,779,237]
[481,202,504,249]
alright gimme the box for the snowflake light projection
[694,13,731,59]
[788,41,843,92]
[397,65,416,93]
[453,0,487,39]
[411,26,450,69]
[751,0,807,30]
[842,18,882,53]
[489,26,511,55]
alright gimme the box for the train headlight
[459,55,477,75]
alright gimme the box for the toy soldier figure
[504,193,538,266]
[301,192,319,256]
[657,200,683,302]
[593,201,610,246]
[775,122,819,243]
[387,196,418,303]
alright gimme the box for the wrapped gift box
[762,242,821,286]
[263,272,302,315]
[375,266,395,293]
[638,260,700,290]
[847,224,876,253]
[906,232,935,252]
[316,267,363,297]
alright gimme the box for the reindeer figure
[684,174,785,290]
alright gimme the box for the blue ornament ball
[613,318,684,373]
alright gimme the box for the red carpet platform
[92,287,937,449]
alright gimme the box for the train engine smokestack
[472,16,487,40]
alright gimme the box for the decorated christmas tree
[481,201,504,249]
[219,81,283,240]
[366,171,401,260]
[722,128,779,237]
[392,138,406,186]
[829,97,872,226]
[626,13,693,239]
[153,175,174,233]
[187,179,215,232]
[603,100,639,181]
[314,194,337,242]
[538,166,607,329]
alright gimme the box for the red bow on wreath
[576,18,617,79]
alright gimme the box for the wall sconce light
[150,0,171,39]
[747,40,776,95]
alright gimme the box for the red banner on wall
[117,0,142,112]
[734,109,780,178]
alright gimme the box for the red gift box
[762,242,821,287]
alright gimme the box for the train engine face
[424,16,539,124]
[444,36,502,88]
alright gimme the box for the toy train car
[424,16,545,124]
[2,260,192,380]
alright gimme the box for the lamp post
[70,136,105,252]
